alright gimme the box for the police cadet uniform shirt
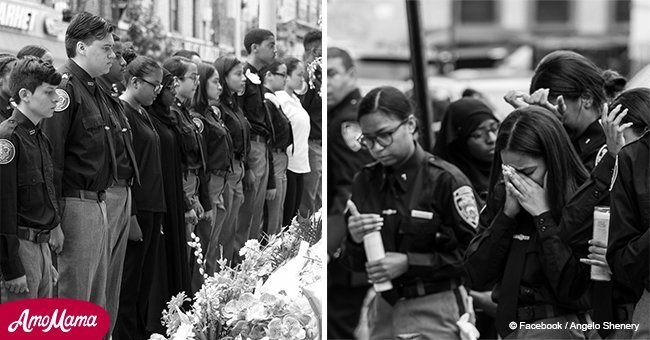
[170,97,206,173]
[121,100,166,214]
[341,142,479,299]
[263,87,293,151]
[573,119,607,172]
[607,131,650,293]
[0,90,13,121]
[0,109,60,280]
[41,59,117,196]
[239,63,272,139]
[466,178,595,337]
[191,105,234,175]
[219,93,251,163]
[96,76,139,185]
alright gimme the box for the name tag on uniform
[411,210,433,220]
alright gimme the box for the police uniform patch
[609,156,618,191]
[453,185,479,228]
[245,69,261,84]
[594,144,608,167]
[341,121,362,152]
[0,139,15,164]
[54,89,70,112]
[192,117,204,133]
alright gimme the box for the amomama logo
[0,298,109,339]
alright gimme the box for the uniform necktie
[495,221,532,337]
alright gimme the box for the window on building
[614,0,630,23]
[536,0,570,23]
[459,0,496,24]
[171,0,179,32]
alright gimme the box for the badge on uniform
[245,69,261,84]
[453,186,479,228]
[0,139,15,165]
[341,121,362,152]
[192,117,204,133]
[54,89,70,112]
[594,144,608,167]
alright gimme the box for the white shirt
[276,90,311,173]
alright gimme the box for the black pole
[405,0,433,151]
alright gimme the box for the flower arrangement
[306,57,322,98]
[151,210,323,340]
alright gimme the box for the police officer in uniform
[0,55,16,121]
[237,28,276,249]
[41,12,117,307]
[326,47,373,339]
[607,130,650,339]
[341,86,478,339]
[0,57,62,300]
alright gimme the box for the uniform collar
[11,108,39,132]
[574,119,602,147]
[380,142,426,193]
[65,59,96,87]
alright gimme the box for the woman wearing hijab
[433,98,498,201]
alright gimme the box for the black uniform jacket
[42,59,117,196]
[170,97,205,173]
[607,132,650,293]
[239,63,271,138]
[0,109,59,280]
[97,77,139,184]
[191,105,233,174]
[263,87,292,150]
[341,144,479,287]
[465,181,597,312]
[573,120,607,172]
[219,93,251,163]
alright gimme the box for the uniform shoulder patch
[192,117,204,133]
[453,185,479,229]
[594,144,608,167]
[341,121,362,152]
[0,139,16,164]
[245,69,261,85]
[55,89,70,112]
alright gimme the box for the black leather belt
[251,134,266,143]
[383,278,460,304]
[17,226,51,243]
[187,168,200,175]
[63,189,107,202]
[517,304,574,322]
[210,169,229,178]
[271,148,285,153]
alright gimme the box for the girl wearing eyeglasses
[260,60,293,234]
[163,56,210,251]
[115,55,165,339]
[433,98,499,202]
[340,86,479,339]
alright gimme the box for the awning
[0,29,67,67]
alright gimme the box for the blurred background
[0,0,321,65]
[328,0,650,122]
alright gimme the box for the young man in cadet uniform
[0,57,63,301]
[236,28,276,253]
[41,12,117,308]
